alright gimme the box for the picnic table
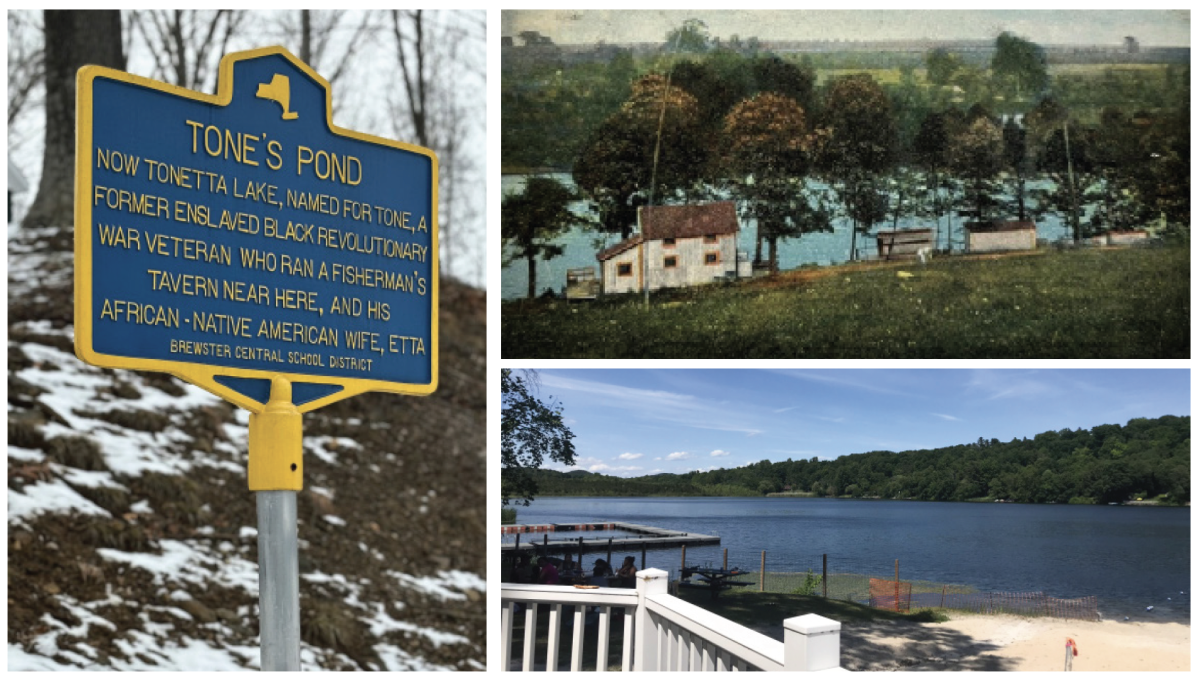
[679,566,754,599]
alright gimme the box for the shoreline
[832,612,1190,671]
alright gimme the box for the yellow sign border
[74,45,439,414]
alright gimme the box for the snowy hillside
[8,223,487,670]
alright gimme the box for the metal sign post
[251,377,302,670]
[73,46,438,670]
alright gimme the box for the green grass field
[502,246,1189,359]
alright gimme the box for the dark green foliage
[925,48,961,86]
[501,177,585,298]
[501,369,576,505]
[519,415,1189,505]
[818,74,897,261]
[665,18,713,54]
[991,32,1048,99]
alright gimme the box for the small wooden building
[964,220,1036,253]
[598,202,740,294]
[1107,230,1149,246]
[875,228,934,261]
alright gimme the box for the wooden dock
[500,521,719,553]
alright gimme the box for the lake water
[501,174,1075,300]
[509,496,1191,622]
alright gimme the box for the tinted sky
[523,369,1190,477]
[503,10,1190,47]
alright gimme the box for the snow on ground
[305,435,362,464]
[9,479,111,523]
[9,222,484,670]
[389,569,487,602]
[97,540,261,594]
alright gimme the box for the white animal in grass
[916,246,933,265]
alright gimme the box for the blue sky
[525,369,1190,477]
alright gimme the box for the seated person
[616,556,637,587]
[537,556,560,585]
[592,558,613,578]
[511,553,535,584]
[616,556,637,577]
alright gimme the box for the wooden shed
[1107,230,1149,246]
[964,220,1036,253]
[875,229,934,261]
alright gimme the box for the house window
[617,263,633,277]
[664,255,678,268]
[663,238,676,247]
[703,234,718,244]
[704,252,720,265]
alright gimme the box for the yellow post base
[249,376,303,491]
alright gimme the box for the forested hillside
[523,416,1189,505]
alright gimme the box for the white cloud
[710,449,730,457]
[666,451,691,461]
[617,452,643,460]
[537,373,763,436]
[932,413,961,421]
[773,370,916,397]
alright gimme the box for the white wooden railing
[500,568,842,671]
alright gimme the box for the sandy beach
[836,613,1190,671]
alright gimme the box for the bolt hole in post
[250,377,303,670]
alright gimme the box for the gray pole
[257,490,300,671]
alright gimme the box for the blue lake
[501,174,1075,300]
[509,496,1191,622]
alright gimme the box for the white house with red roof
[597,201,744,294]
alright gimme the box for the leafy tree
[574,74,704,237]
[818,75,896,260]
[913,109,963,249]
[949,116,1004,221]
[925,48,961,86]
[501,177,584,298]
[501,369,576,505]
[722,93,831,270]
[751,54,816,116]
[1002,118,1032,220]
[666,18,712,53]
[991,31,1048,100]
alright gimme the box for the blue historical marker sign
[75,47,437,411]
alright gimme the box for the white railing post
[783,614,841,671]
[633,568,669,671]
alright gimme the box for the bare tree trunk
[391,9,429,149]
[300,10,312,65]
[527,256,537,299]
[129,10,243,91]
[24,10,124,231]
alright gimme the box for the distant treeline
[522,415,1189,505]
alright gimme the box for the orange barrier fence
[868,578,912,612]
